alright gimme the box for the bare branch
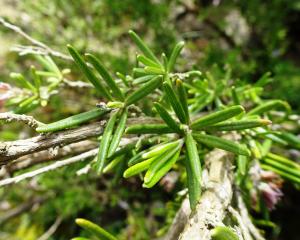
[0,115,164,165]
[62,79,93,88]
[0,121,106,164]
[228,206,253,240]
[0,17,71,60]
[37,216,63,240]
[164,198,191,240]
[0,112,41,128]
[0,140,97,178]
[0,196,47,225]
[0,148,98,187]
[236,191,265,240]
[178,148,235,239]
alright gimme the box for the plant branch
[0,17,71,60]
[164,134,240,240]
[0,196,47,225]
[37,216,63,240]
[228,206,253,240]
[62,79,93,88]
[0,121,106,164]
[0,148,98,187]
[0,140,97,178]
[178,147,235,239]
[0,112,41,128]
[0,115,165,165]
[164,198,191,240]
[236,191,265,240]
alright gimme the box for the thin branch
[62,79,93,88]
[0,140,97,178]
[37,216,63,240]
[0,148,98,187]
[164,198,191,240]
[0,116,164,165]
[228,206,253,240]
[0,196,47,225]
[0,112,41,128]
[0,17,71,60]
[0,121,106,164]
[236,191,265,240]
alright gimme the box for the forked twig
[0,17,71,60]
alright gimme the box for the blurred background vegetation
[0,0,299,239]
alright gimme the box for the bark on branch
[0,121,106,164]
[0,115,164,165]
[0,148,98,187]
[0,196,47,225]
[179,148,234,239]
[0,140,97,178]
[0,112,41,128]
[165,134,240,240]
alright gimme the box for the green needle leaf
[85,53,124,101]
[125,76,162,106]
[107,143,136,161]
[273,132,300,149]
[137,55,162,68]
[10,73,36,92]
[31,66,41,90]
[96,111,118,174]
[67,44,112,100]
[176,79,189,122]
[266,153,300,169]
[191,105,245,130]
[143,149,181,188]
[132,75,156,85]
[13,97,39,114]
[144,141,182,184]
[201,119,272,131]
[167,41,185,72]
[123,157,156,178]
[211,226,239,240]
[261,164,300,184]
[36,107,110,133]
[185,132,202,210]
[162,53,168,70]
[193,133,251,157]
[163,82,188,124]
[127,151,145,166]
[132,68,148,78]
[35,55,61,76]
[103,155,125,174]
[261,157,300,178]
[142,140,181,159]
[144,66,165,75]
[75,218,118,240]
[71,237,90,240]
[154,102,182,133]
[231,86,240,105]
[107,108,128,157]
[128,30,161,65]
[247,100,291,116]
[126,123,173,134]
[237,155,248,176]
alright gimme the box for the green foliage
[1,1,300,239]
[75,218,118,240]
[211,226,239,240]
[36,107,109,133]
